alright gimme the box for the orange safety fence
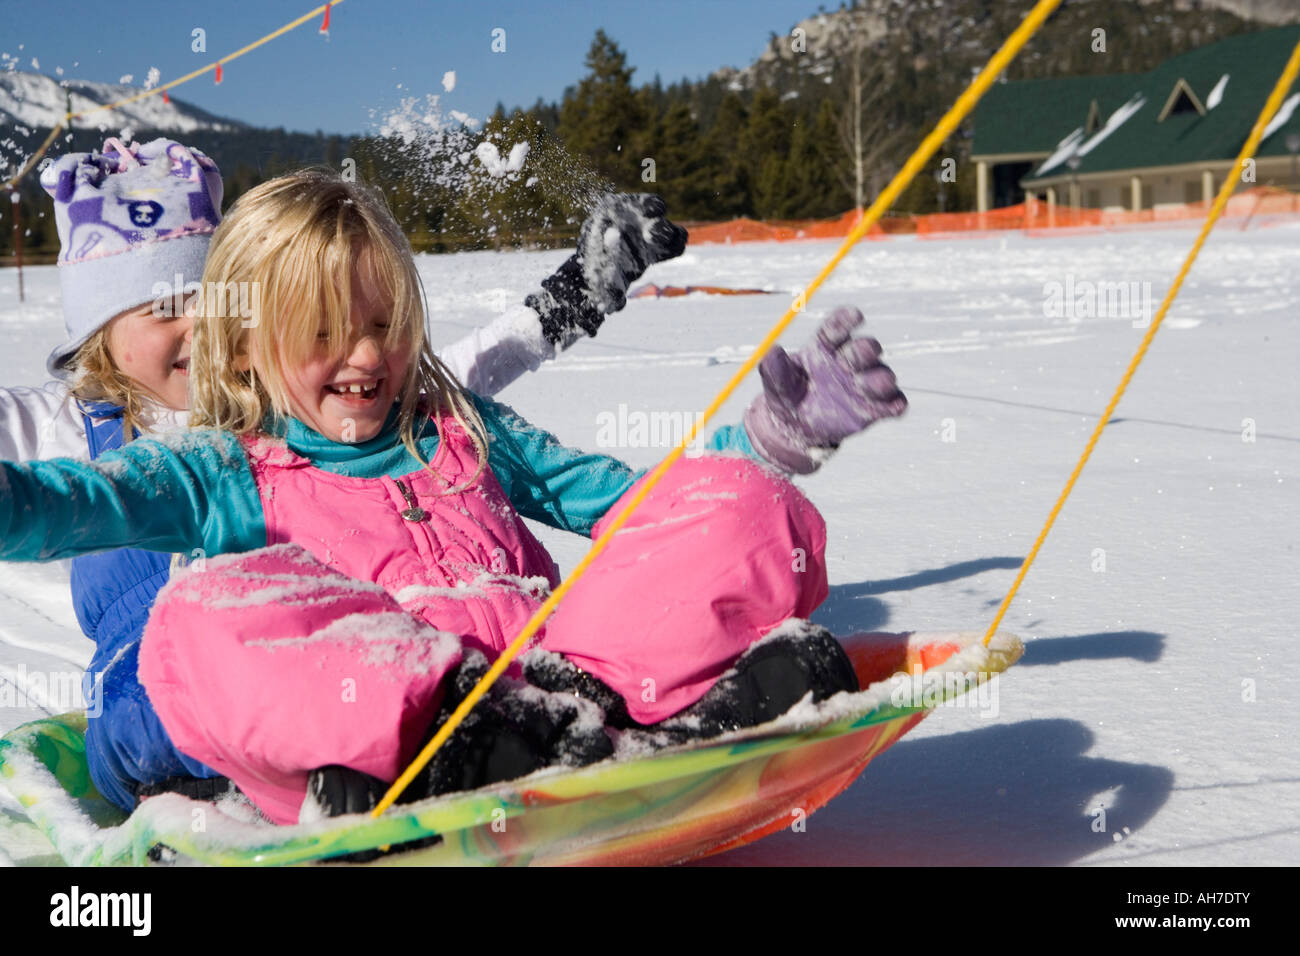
[681,209,915,244]
[629,283,773,298]
[683,186,1300,245]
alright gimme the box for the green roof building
[971,26,1300,213]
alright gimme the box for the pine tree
[700,93,752,218]
[742,87,794,218]
[780,115,838,219]
[648,101,706,219]
[556,30,647,188]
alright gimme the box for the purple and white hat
[38,137,223,379]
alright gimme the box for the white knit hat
[38,137,223,379]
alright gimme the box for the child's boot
[302,766,440,863]
[304,652,611,813]
[524,622,859,745]
[521,647,634,728]
[301,653,613,862]
[418,652,613,796]
[657,621,859,739]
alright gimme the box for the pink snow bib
[141,416,829,822]
[242,415,561,660]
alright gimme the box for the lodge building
[971,25,1300,215]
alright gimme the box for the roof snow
[1036,93,1146,175]
[1261,92,1300,143]
[1036,127,1086,176]
[1205,73,1229,110]
[1075,93,1146,157]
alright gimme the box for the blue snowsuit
[73,403,220,812]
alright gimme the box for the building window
[1168,89,1200,115]
[1086,188,1101,208]
[1158,78,1208,122]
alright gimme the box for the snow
[473,140,529,177]
[441,71,456,93]
[248,610,461,677]
[1036,93,1146,176]
[1034,127,1085,177]
[2,221,1299,865]
[0,71,238,144]
[1261,92,1300,143]
[1205,73,1229,110]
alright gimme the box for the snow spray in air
[365,92,615,249]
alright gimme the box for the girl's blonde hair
[68,327,152,440]
[189,168,485,483]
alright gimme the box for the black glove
[526,193,688,347]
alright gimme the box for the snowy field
[1,220,1297,866]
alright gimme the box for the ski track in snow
[1,223,1298,866]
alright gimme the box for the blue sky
[2,0,826,134]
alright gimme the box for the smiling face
[269,255,412,443]
[105,300,194,411]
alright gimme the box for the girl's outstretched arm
[438,194,688,398]
[467,306,907,536]
[473,393,641,537]
[470,394,778,538]
[435,304,559,398]
[0,430,264,562]
[741,308,908,474]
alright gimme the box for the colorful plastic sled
[0,629,1021,866]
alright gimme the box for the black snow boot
[136,774,238,803]
[521,648,634,729]
[138,774,275,864]
[660,622,859,739]
[523,624,858,747]
[305,652,613,814]
[303,765,441,864]
[415,651,614,798]
[305,764,391,817]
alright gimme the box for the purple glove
[744,307,907,475]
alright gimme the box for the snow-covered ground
[1,221,1297,865]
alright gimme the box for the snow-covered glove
[743,307,908,475]
[525,193,688,347]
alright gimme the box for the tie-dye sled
[0,630,1021,866]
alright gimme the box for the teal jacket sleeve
[470,395,769,537]
[473,394,641,537]
[706,422,759,458]
[0,429,265,562]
